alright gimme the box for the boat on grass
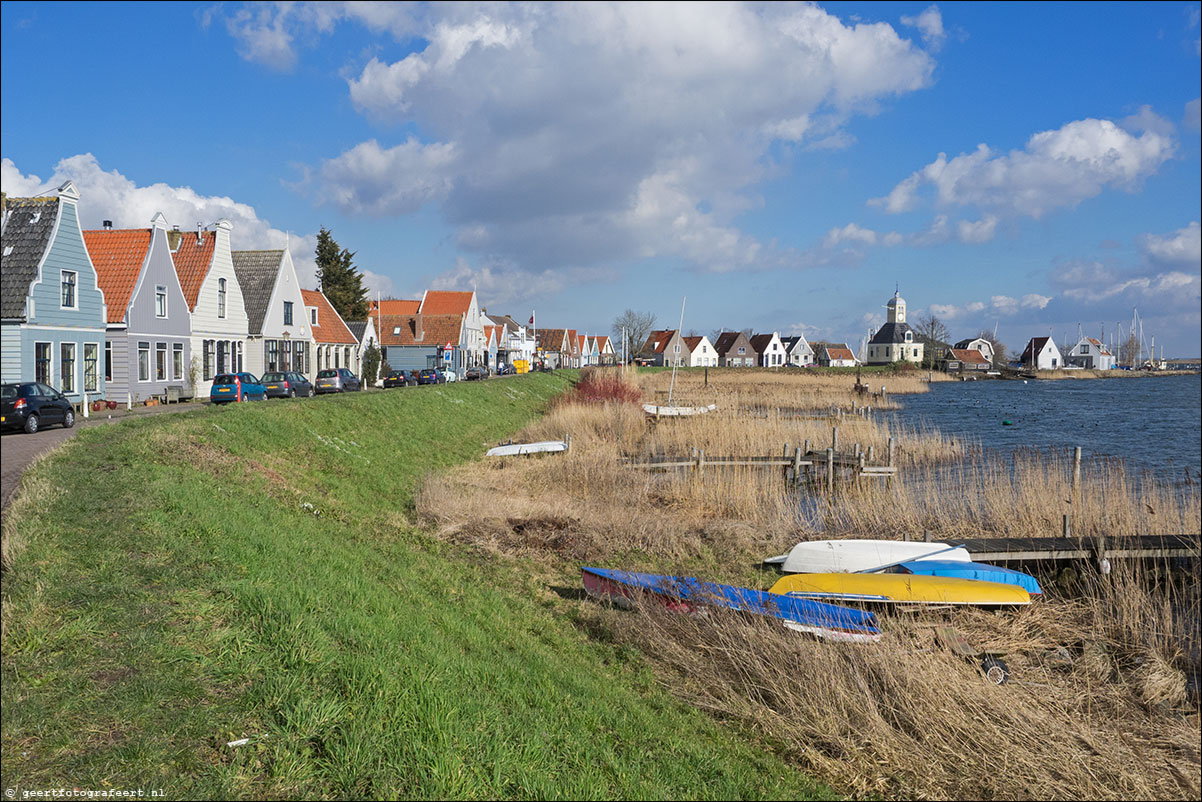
[763,539,972,574]
[892,559,1042,595]
[642,403,718,417]
[485,440,567,457]
[769,572,1031,607]
[581,567,882,643]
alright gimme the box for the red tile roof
[824,345,856,361]
[642,329,678,354]
[171,229,217,312]
[83,228,152,323]
[949,348,991,366]
[682,336,703,352]
[371,299,420,315]
[378,314,463,347]
[594,335,612,352]
[302,289,357,345]
[420,290,474,315]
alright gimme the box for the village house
[85,214,192,403]
[594,335,617,365]
[1,182,108,403]
[781,335,815,367]
[345,317,380,381]
[1018,337,1062,370]
[866,291,923,366]
[535,328,571,368]
[378,313,466,372]
[940,347,992,373]
[485,313,536,368]
[814,342,859,367]
[750,332,787,367]
[682,335,718,367]
[170,219,248,398]
[713,331,758,367]
[302,289,360,375]
[640,329,687,367]
[231,248,314,380]
[953,336,995,365]
[1064,336,1116,370]
[419,290,484,370]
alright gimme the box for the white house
[750,332,787,367]
[420,290,484,369]
[1064,336,1115,370]
[954,336,994,365]
[682,335,718,366]
[816,342,859,367]
[231,248,315,380]
[781,335,815,367]
[171,219,248,398]
[867,291,923,366]
[1018,337,1062,370]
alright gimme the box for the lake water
[886,374,1202,484]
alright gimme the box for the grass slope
[1,375,827,800]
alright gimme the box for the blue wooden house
[1,182,108,401]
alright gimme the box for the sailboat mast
[667,297,686,405]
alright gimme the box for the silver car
[315,368,362,394]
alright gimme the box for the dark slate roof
[231,250,282,335]
[713,331,756,356]
[1,196,60,321]
[347,321,368,343]
[869,321,915,345]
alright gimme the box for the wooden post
[793,447,803,486]
[826,448,835,494]
[923,529,932,543]
[784,442,790,458]
[1072,446,1082,493]
[854,442,861,458]
[867,445,875,462]
[887,436,895,467]
[697,449,705,478]
[564,433,572,453]
[832,426,839,453]
[903,531,911,542]
[1062,514,1071,538]
[803,438,810,455]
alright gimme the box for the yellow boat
[769,572,1031,607]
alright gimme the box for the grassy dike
[1,373,828,800]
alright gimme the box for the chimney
[414,313,424,342]
[103,220,113,230]
[197,222,203,244]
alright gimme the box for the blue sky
[3,2,1200,356]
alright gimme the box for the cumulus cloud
[1139,221,1202,269]
[900,5,945,51]
[927,294,1048,320]
[426,257,616,309]
[1,154,320,287]
[286,2,938,272]
[871,112,1176,218]
[956,214,998,244]
[1186,98,1201,133]
[823,222,877,248]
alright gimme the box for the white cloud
[1139,221,1201,268]
[1,154,319,287]
[956,215,998,244]
[297,2,936,272]
[360,269,396,298]
[823,222,877,248]
[1062,271,1200,303]
[872,112,1176,218]
[1186,98,1201,133]
[900,5,945,51]
[426,257,616,309]
[928,294,1047,320]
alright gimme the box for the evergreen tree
[315,227,369,321]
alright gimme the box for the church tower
[886,290,906,324]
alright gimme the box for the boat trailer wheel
[979,656,1010,685]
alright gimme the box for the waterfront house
[781,335,815,367]
[346,317,380,381]
[535,328,571,368]
[713,331,758,367]
[954,336,995,365]
[640,330,687,367]
[867,291,923,366]
[485,313,535,368]
[750,332,787,367]
[1064,337,1116,370]
[815,342,858,367]
[594,335,617,366]
[1,182,108,402]
[85,214,192,403]
[303,289,360,375]
[1019,337,1062,370]
[419,290,484,369]
[378,313,465,372]
[682,335,718,367]
[941,347,992,373]
[170,220,248,398]
[231,249,314,380]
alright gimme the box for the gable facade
[713,331,757,367]
[232,249,315,380]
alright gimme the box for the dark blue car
[210,373,268,404]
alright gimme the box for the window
[218,278,227,319]
[105,341,113,382]
[283,301,293,326]
[236,341,244,373]
[173,343,183,380]
[35,342,51,384]
[310,308,318,325]
[61,270,77,308]
[266,340,279,372]
[84,343,99,392]
[1081,344,1089,353]
[217,341,228,375]
[60,343,76,393]
[138,342,150,382]
[204,340,215,380]
[156,285,167,318]
[913,349,919,358]
[156,343,167,380]
[737,346,745,354]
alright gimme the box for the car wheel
[63,409,75,429]
[308,387,315,397]
[290,389,297,398]
[24,414,40,434]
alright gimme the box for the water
[886,374,1202,483]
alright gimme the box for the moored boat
[485,440,568,457]
[642,403,718,417]
[892,559,1042,595]
[769,572,1031,607]
[581,567,882,642]
[763,539,972,574]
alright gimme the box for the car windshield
[262,373,286,382]
[318,369,337,378]
[213,375,239,385]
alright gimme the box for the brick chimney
[414,313,424,342]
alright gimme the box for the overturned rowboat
[642,403,717,417]
[485,440,568,457]
[769,572,1031,607]
[763,539,972,574]
[581,567,881,642]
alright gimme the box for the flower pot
[106,400,118,410]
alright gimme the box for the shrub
[565,367,643,405]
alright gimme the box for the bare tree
[913,314,950,347]
[612,309,658,356]
[976,329,1007,366]
[1118,333,1141,367]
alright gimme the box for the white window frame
[84,342,100,392]
[310,307,318,325]
[34,341,53,385]
[283,301,294,327]
[218,278,227,319]
[156,342,168,381]
[156,285,168,318]
[138,342,151,382]
[60,342,76,394]
[172,343,184,381]
[61,270,78,310]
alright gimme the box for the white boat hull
[764,539,972,574]
[485,440,568,457]
[642,403,717,417]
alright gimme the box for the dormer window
[393,326,401,335]
[310,308,318,326]
[905,331,912,342]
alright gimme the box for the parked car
[440,369,458,382]
[210,373,268,404]
[465,366,486,381]
[261,371,314,398]
[406,369,422,385]
[315,367,362,394]
[417,369,443,385]
[383,370,410,388]
[1,382,76,434]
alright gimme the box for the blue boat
[893,559,1042,595]
[581,567,882,642]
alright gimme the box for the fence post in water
[887,436,895,467]
[804,439,810,455]
[826,448,835,494]
[784,443,790,458]
[903,531,911,541]
[697,450,705,478]
[1072,446,1082,494]
[832,426,839,453]
[1062,514,1071,538]
[793,447,803,487]
[923,529,932,543]
[564,433,572,453]
[867,445,875,462]
[854,442,861,458]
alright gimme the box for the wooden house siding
[188,222,249,397]
[0,325,20,384]
[256,251,315,380]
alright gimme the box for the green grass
[1,375,830,800]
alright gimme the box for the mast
[666,297,686,405]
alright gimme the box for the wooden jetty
[956,534,1197,564]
